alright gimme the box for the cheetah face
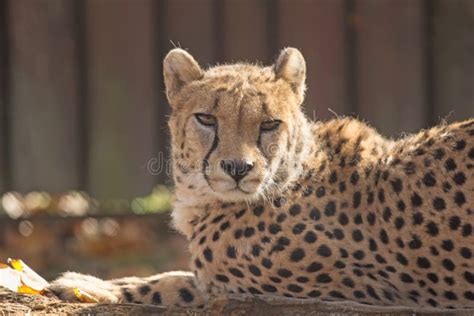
[164,48,308,202]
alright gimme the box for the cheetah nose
[220,159,254,183]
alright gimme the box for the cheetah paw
[48,272,119,303]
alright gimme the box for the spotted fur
[49,48,474,309]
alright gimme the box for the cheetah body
[50,48,474,309]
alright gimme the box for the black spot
[253,205,264,216]
[464,291,474,300]
[244,227,255,238]
[444,291,458,301]
[396,253,409,266]
[353,250,365,260]
[248,287,262,294]
[463,224,473,236]
[212,231,220,241]
[404,161,416,175]
[203,247,213,262]
[220,221,230,231]
[333,228,345,240]
[262,258,272,269]
[433,197,446,211]
[257,221,265,232]
[304,231,317,243]
[212,214,226,224]
[194,258,203,268]
[353,290,366,299]
[249,265,262,276]
[352,192,361,208]
[139,285,151,295]
[400,273,414,283]
[198,236,206,245]
[453,172,466,185]
[329,290,346,299]
[262,284,277,293]
[252,244,262,257]
[334,261,346,269]
[227,246,237,259]
[449,216,461,230]
[276,213,287,223]
[290,248,306,262]
[433,148,445,160]
[350,171,360,185]
[378,189,386,203]
[316,274,332,283]
[152,291,162,304]
[338,212,349,225]
[460,247,472,259]
[426,222,439,236]
[292,223,306,235]
[316,186,326,197]
[379,229,389,244]
[445,158,457,171]
[234,229,243,239]
[329,171,338,183]
[417,257,431,269]
[397,200,406,211]
[306,262,323,273]
[470,148,474,159]
[427,273,438,283]
[441,240,454,252]
[367,191,375,205]
[369,238,378,251]
[308,290,321,298]
[229,268,244,278]
[413,212,424,225]
[179,288,194,303]
[339,181,346,193]
[408,235,422,249]
[390,178,403,193]
[411,193,423,207]
[366,285,380,300]
[352,229,364,242]
[442,259,455,271]
[353,213,363,224]
[430,246,440,256]
[342,277,355,288]
[273,197,286,208]
[383,207,392,222]
[309,208,321,221]
[455,139,466,151]
[317,245,332,257]
[394,217,405,230]
[367,212,376,226]
[324,201,336,216]
[422,172,436,187]
[454,191,466,207]
[289,204,302,216]
[465,271,474,284]
[269,224,282,234]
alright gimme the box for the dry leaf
[0,258,49,295]
[74,287,99,303]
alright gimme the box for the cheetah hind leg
[48,271,206,307]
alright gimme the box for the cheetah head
[165,48,312,203]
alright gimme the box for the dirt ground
[3,287,474,316]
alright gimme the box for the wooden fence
[0,0,473,199]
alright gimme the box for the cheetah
[49,48,474,309]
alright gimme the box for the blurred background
[0,0,473,280]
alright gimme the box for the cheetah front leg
[48,271,206,307]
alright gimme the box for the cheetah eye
[194,113,217,127]
[260,120,282,132]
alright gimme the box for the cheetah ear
[274,47,306,100]
[163,48,203,102]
